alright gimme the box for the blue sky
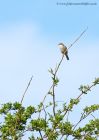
[0,0,99,134]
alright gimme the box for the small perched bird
[58,28,88,60]
[58,43,69,60]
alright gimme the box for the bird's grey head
[58,43,65,46]
[58,43,66,49]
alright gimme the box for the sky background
[0,0,99,138]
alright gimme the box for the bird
[58,27,88,61]
[58,43,69,60]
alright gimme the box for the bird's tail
[66,54,69,60]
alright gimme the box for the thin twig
[60,135,64,140]
[52,54,65,116]
[42,85,53,103]
[41,54,64,106]
[38,130,43,140]
[39,55,65,118]
[55,54,64,75]
[42,104,47,131]
[66,111,70,122]
[38,85,53,118]
[68,27,88,50]
[72,86,97,131]
[52,78,56,116]
[21,76,33,104]
[63,83,95,118]
[76,83,95,100]
[73,112,85,130]
[91,114,96,119]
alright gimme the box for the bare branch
[39,55,65,117]
[55,54,64,75]
[21,76,33,104]
[52,79,56,116]
[38,130,43,140]
[52,54,64,116]
[68,27,88,50]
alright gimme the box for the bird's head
[58,43,65,49]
